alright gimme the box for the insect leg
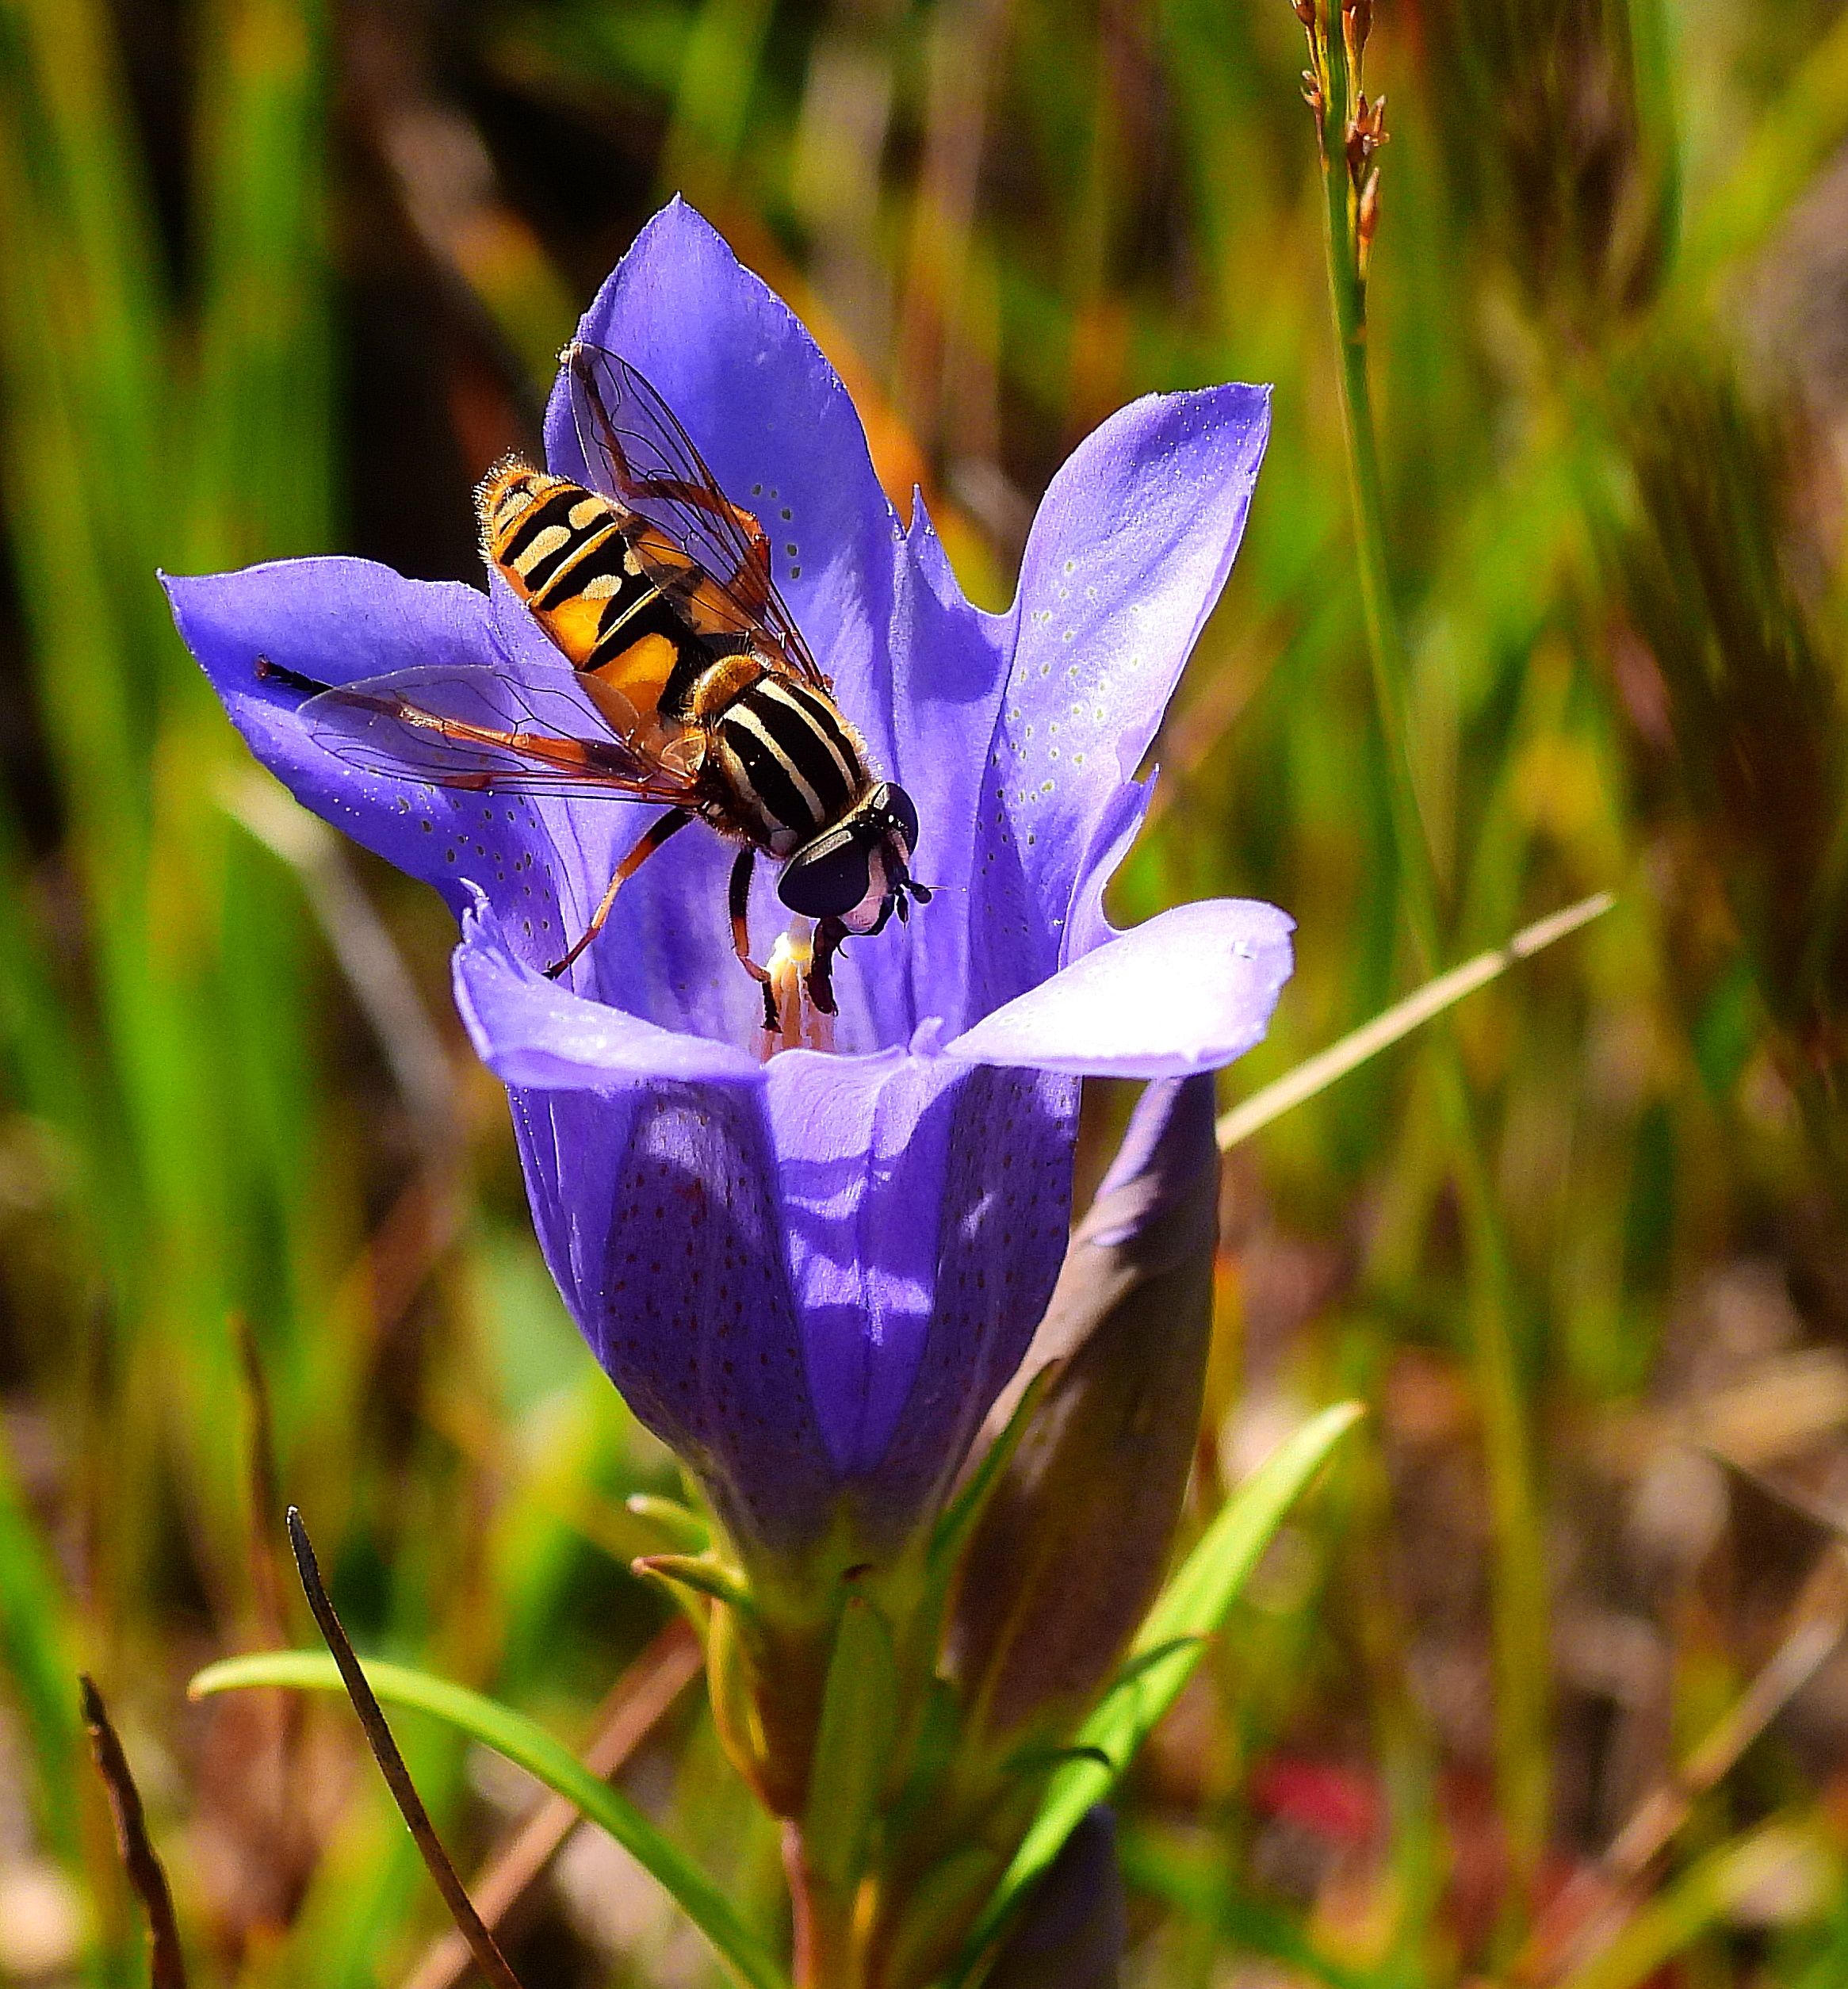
[728,848,778,1032]
[805,917,847,1019]
[545,809,693,980]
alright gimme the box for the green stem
[1313,2,1551,1904]
[787,1826,864,1989]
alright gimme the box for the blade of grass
[189,1647,791,1989]
[1554,1825,1823,1989]
[954,1401,1364,1975]
[0,1427,84,1862]
[397,1618,703,1989]
[283,1509,526,1989]
[1301,1,1553,1889]
[1218,892,1616,1149]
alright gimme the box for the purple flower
[164,201,1289,1570]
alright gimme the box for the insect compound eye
[868,781,920,857]
[778,824,877,920]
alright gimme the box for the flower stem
[786,1825,864,1989]
[1306,0,1551,1903]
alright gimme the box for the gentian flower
[164,199,1289,1584]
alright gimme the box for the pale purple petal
[545,199,901,771]
[858,1065,1078,1529]
[509,1079,842,1556]
[946,900,1295,1077]
[163,559,618,960]
[453,898,764,1088]
[966,384,1272,1016]
[763,1050,962,1476]
[542,203,1022,1052]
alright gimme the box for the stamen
[760,918,834,1058]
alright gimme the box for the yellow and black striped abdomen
[476,462,706,721]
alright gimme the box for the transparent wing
[298,664,702,802]
[564,341,828,687]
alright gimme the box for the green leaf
[955,1401,1364,1972]
[189,1650,790,1989]
[0,1429,83,1860]
[803,1596,900,1896]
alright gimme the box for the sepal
[626,1494,710,1556]
[632,1553,756,1620]
[802,1595,901,1898]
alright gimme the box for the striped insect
[258,342,927,1023]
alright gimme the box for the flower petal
[541,201,1003,1054]
[761,1051,1074,1502]
[944,898,1294,1077]
[163,557,621,953]
[453,898,764,1088]
[545,199,901,772]
[508,1078,843,1558]
[966,384,1272,1015]
[855,1065,1077,1535]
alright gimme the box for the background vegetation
[3,0,1848,1983]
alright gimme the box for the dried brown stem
[396,1618,703,1989]
[1514,1543,1848,1983]
[233,1314,289,1650]
[285,1506,526,1989]
[81,1674,189,1989]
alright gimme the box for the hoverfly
[257,342,927,1025]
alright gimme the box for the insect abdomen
[710,679,868,850]
[476,464,702,695]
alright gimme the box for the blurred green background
[4,0,1848,1983]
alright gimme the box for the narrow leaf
[633,1552,756,1617]
[188,1650,790,1989]
[958,1402,1364,1969]
[626,1494,711,1556]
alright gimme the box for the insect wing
[299,664,699,801]
[564,342,828,687]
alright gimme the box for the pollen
[762,920,834,1058]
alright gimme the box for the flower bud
[947,1075,1220,1750]
[983,1807,1127,1989]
